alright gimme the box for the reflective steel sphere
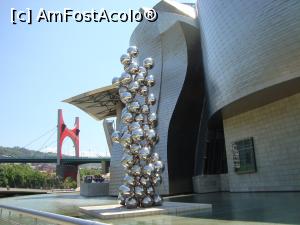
[154,160,164,172]
[153,194,163,206]
[134,73,145,84]
[139,146,151,160]
[143,124,151,133]
[151,174,162,186]
[128,121,141,132]
[125,197,138,209]
[130,143,141,155]
[120,53,131,66]
[141,196,153,208]
[119,184,131,196]
[146,129,157,144]
[132,128,144,142]
[141,104,150,114]
[120,132,132,147]
[120,91,133,104]
[121,153,134,168]
[146,93,156,105]
[134,186,145,198]
[124,174,135,186]
[146,186,154,195]
[127,46,139,58]
[118,193,126,205]
[143,163,154,176]
[128,101,140,113]
[140,176,151,187]
[111,130,121,143]
[120,72,132,85]
[135,114,144,123]
[121,111,134,124]
[139,66,147,75]
[139,86,148,97]
[145,74,155,87]
[112,77,120,87]
[143,58,154,70]
[128,81,140,94]
[126,62,139,75]
[119,86,128,95]
[150,153,160,162]
[131,165,141,176]
[148,112,157,127]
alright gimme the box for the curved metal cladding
[196,0,300,119]
[109,1,203,195]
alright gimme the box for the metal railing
[0,205,108,225]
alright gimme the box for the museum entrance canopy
[63,85,119,120]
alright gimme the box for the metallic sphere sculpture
[111,46,163,209]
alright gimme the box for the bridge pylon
[57,109,80,165]
[56,109,80,181]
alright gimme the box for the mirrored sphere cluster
[111,46,163,209]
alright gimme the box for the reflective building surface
[66,0,300,196]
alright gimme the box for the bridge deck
[0,157,110,165]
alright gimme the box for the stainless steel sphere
[139,86,148,97]
[146,93,156,105]
[120,53,131,66]
[134,186,145,198]
[134,73,145,84]
[148,112,157,127]
[153,194,163,206]
[143,58,154,70]
[119,184,131,196]
[130,143,141,155]
[140,176,151,187]
[126,62,139,75]
[124,174,135,186]
[141,196,153,208]
[118,193,126,206]
[132,128,144,142]
[131,165,141,176]
[111,130,121,143]
[120,91,133,104]
[135,114,144,123]
[120,132,132,147]
[121,111,134,124]
[141,104,150,114]
[143,163,154,176]
[145,74,155,87]
[128,81,140,94]
[128,121,141,132]
[125,197,138,209]
[139,146,151,160]
[150,153,160,162]
[127,46,139,58]
[118,86,128,95]
[112,77,120,87]
[139,66,147,75]
[142,124,151,133]
[120,72,132,85]
[151,174,162,186]
[154,160,164,172]
[146,186,154,195]
[121,153,134,168]
[145,129,157,144]
[128,101,140,113]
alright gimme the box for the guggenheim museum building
[65,0,300,195]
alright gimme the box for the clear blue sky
[0,0,194,157]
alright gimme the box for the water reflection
[0,192,299,225]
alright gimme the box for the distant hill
[0,146,57,159]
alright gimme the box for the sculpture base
[79,202,212,219]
